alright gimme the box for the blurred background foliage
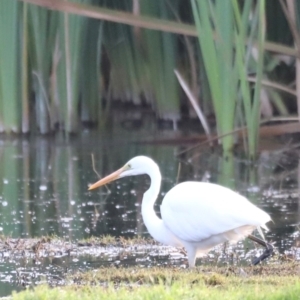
[1,0,300,156]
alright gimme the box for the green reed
[0,0,299,158]
[191,0,268,156]
[29,4,58,133]
[233,0,266,157]
[0,0,20,133]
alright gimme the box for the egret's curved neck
[140,162,180,246]
[141,162,162,236]
[141,162,161,219]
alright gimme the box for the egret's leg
[184,245,197,268]
[248,234,273,265]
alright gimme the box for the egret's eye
[127,164,131,169]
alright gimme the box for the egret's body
[88,156,271,267]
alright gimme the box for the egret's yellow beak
[88,167,125,190]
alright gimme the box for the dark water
[0,127,299,296]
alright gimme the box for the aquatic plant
[0,0,299,156]
[0,0,19,133]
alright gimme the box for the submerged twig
[90,153,110,192]
[91,153,101,178]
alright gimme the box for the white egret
[88,156,272,267]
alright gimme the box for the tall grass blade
[0,0,20,133]
[234,0,266,157]
[192,0,236,150]
[80,19,103,124]
[140,0,180,123]
[250,1,266,155]
[29,5,58,133]
[22,3,30,133]
[57,0,91,133]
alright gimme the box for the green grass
[12,264,300,300]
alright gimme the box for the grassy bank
[12,263,300,300]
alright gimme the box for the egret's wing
[160,182,270,243]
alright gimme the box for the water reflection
[0,134,299,246]
[0,131,300,295]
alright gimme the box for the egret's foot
[252,243,274,265]
[247,234,274,265]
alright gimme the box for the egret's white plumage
[88,156,271,267]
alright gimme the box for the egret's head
[88,156,157,190]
